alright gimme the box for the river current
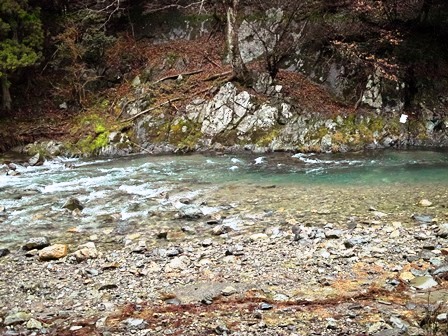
[1,149,447,249]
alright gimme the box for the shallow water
[1,149,447,248]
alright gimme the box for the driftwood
[120,97,182,123]
[153,69,204,84]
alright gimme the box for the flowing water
[1,149,448,249]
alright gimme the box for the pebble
[419,199,433,207]
[38,244,68,261]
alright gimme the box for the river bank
[1,152,448,335]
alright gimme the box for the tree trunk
[226,0,251,84]
[1,76,12,111]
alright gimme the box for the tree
[0,0,43,111]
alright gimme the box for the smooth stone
[69,326,83,331]
[4,312,31,325]
[23,237,50,251]
[409,276,438,290]
[62,197,84,211]
[412,214,433,224]
[419,199,433,207]
[39,244,68,261]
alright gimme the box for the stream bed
[1,149,447,249]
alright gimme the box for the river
[1,149,447,249]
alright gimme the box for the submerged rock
[62,197,84,211]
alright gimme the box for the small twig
[153,70,204,84]
[120,97,182,123]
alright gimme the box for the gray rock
[0,248,10,257]
[22,237,50,251]
[412,214,433,224]
[344,236,370,248]
[325,229,343,239]
[178,204,203,219]
[62,197,84,211]
[259,302,273,310]
[432,264,448,278]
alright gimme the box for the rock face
[128,79,448,154]
[39,244,68,261]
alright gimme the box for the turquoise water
[0,149,447,247]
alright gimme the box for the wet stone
[62,197,84,211]
[178,204,203,219]
[0,248,10,257]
